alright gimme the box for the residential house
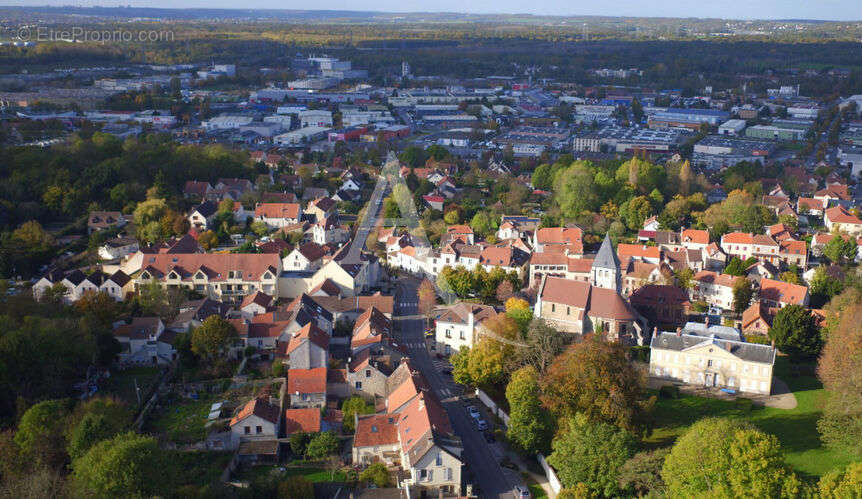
[287,367,327,408]
[690,271,741,310]
[312,216,349,246]
[229,397,281,449]
[434,303,498,355]
[240,291,274,318]
[758,278,809,308]
[98,237,140,261]
[347,344,406,398]
[442,225,474,245]
[188,201,218,230]
[284,323,329,370]
[532,227,584,255]
[112,317,177,365]
[284,408,322,436]
[720,232,780,265]
[649,331,776,395]
[183,180,213,200]
[283,243,328,271]
[630,284,691,326]
[306,197,337,222]
[255,203,303,229]
[824,206,862,236]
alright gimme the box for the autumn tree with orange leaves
[541,336,654,436]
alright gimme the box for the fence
[474,388,510,428]
[537,453,562,494]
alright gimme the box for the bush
[305,431,339,459]
[659,385,680,399]
[745,334,770,345]
[359,462,392,487]
[272,362,285,377]
[691,301,708,313]
[277,476,314,499]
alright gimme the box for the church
[534,234,647,344]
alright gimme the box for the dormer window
[195,272,205,280]
[141,271,151,279]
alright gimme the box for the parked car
[513,485,531,498]
[476,419,488,431]
[466,406,480,419]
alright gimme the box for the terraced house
[136,253,282,303]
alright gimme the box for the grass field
[237,465,347,484]
[146,395,214,443]
[647,356,853,480]
[101,366,162,407]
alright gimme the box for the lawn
[146,394,215,443]
[170,451,233,487]
[237,465,347,484]
[647,356,853,480]
[100,366,162,407]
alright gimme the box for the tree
[818,462,862,498]
[517,319,569,374]
[305,431,339,459]
[823,234,857,264]
[506,366,554,455]
[191,316,238,360]
[547,414,636,497]
[674,268,695,290]
[554,162,599,219]
[417,279,437,319]
[278,476,314,499]
[621,196,653,230]
[662,418,801,498]
[504,297,532,333]
[289,432,310,457]
[67,412,122,460]
[732,278,754,314]
[383,197,400,218]
[470,211,493,238]
[495,280,515,303]
[251,220,269,237]
[359,462,392,488]
[12,220,53,248]
[769,305,822,361]
[133,198,169,232]
[14,399,73,468]
[817,293,862,458]
[809,266,844,303]
[72,432,168,497]
[443,209,460,225]
[198,230,219,250]
[617,448,669,497]
[341,396,374,433]
[778,271,800,285]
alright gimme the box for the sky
[6,0,862,21]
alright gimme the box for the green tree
[72,432,169,497]
[506,366,554,455]
[548,414,636,497]
[554,162,599,219]
[359,462,392,488]
[443,209,460,225]
[14,399,73,467]
[532,163,554,191]
[305,431,339,459]
[289,432,309,457]
[341,396,374,433]
[732,278,754,314]
[12,220,54,249]
[191,316,238,361]
[617,448,669,497]
[769,305,822,361]
[823,234,857,264]
[470,211,493,238]
[662,418,801,498]
[621,196,653,230]
[542,338,654,435]
[504,297,532,333]
[198,230,219,250]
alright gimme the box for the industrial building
[692,135,775,170]
[274,126,330,146]
[573,126,689,153]
[648,108,730,130]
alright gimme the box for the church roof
[592,233,620,271]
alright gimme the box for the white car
[466,406,480,419]
[476,419,488,431]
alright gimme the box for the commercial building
[274,126,331,146]
[648,108,730,130]
[717,119,747,136]
[745,120,810,141]
[692,135,775,170]
[574,126,689,153]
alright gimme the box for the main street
[395,279,518,499]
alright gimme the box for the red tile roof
[284,408,322,434]
[354,414,400,447]
[255,203,301,219]
[759,278,808,305]
[230,397,280,426]
[287,367,327,395]
[285,322,330,355]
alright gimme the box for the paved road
[340,161,391,264]
[395,279,517,499]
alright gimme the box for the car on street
[476,418,488,431]
[513,485,531,498]
[466,406,480,419]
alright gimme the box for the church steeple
[591,233,621,292]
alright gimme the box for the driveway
[647,378,798,409]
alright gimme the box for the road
[340,158,392,264]
[395,279,517,499]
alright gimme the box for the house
[720,232,780,265]
[184,180,213,200]
[643,216,660,232]
[690,271,741,310]
[240,291,273,317]
[532,227,584,255]
[255,203,302,228]
[169,298,232,332]
[231,318,285,353]
[99,270,133,301]
[347,344,406,398]
[434,303,498,355]
[283,242,328,271]
[479,246,527,274]
[814,185,852,209]
[341,177,363,192]
[758,278,809,308]
[284,323,329,370]
[741,302,777,336]
[423,195,445,211]
[229,397,281,449]
[649,331,776,395]
[112,317,177,365]
[88,211,127,234]
[284,408,322,436]
[353,413,402,467]
[188,201,219,230]
[630,285,690,326]
[778,239,808,268]
[136,253,281,302]
[98,237,140,261]
[351,306,394,354]
[705,243,727,271]
[824,206,862,236]
[442,225,474,245]
[797,197,823,216]
[312,216,349,246]
[306,197,337,222]
[287,367,327,408]
[681,229,710,250]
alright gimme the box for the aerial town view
[0,1,861,497]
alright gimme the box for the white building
[434,303,498,355]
